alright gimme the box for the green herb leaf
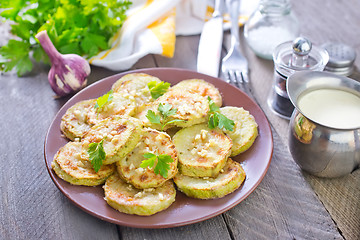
[207,97,235,131]
[208,113,219,129]
[154,155,174,178]
[141,153,174,178]
[146,110,161,125]
[208,96,220,112]
[218,113,235,131]
[94,89,113,113]
[146,103,183,130]
[140,153,157,169]
[298,116,304,127]
[162,119,184,130]
[87,139,106,172]
[147,81,170,99]
[0,39,32,76]
[0,0,132,75]
[158,103,177,119]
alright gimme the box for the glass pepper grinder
[268,37,329,119]
[244,0,300,60]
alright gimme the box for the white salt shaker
[244,0,300,60]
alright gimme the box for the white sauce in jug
[298,88,360,129]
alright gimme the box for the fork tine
[223,70,231,84]
[228,70,237,85]
[221,0,252,96]
[235,70,243,83]
[241,71,249,83]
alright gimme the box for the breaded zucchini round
[170,79,222,107]
[173,158,246,199]
[136,91,209,130]
[220,106,258,156]
[81,116,143,165]
[173,123,232,177]
[60,99,96,141]
[87,92,137,125]
[116,128,178,189]
[51,142,115,186]
[111,73,162,113]
[103,172,176,216]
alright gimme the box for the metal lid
[292,37,312,56]
[322,42,356,76]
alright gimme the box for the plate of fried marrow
[44,68,273,228]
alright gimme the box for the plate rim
[44,67,273,228]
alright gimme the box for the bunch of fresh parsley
[0,0,132,76]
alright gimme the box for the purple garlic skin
[35,30,90,97]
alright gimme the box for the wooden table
[1,0,359,239]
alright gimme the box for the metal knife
[197,0,224,77]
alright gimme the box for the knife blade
[197,0,224,77]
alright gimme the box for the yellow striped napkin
[90,0,258,71]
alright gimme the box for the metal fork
[221,0,251,95]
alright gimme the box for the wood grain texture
[285,1,360,239]
[305,171,360,240]
[1,0,359,239]
[221,1,360,239]
[220,27,342,238]
[0,67,120,239]
[153,25,341,239]
[119,216,231,240]
[223,129,343,240]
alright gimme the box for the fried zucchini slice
[87,92,137,125]
[136,91,209,130]
[220,107,258,156]
[170,79,222,107]
[104,172,176,216]
[116,128,178,189]
[111,73,162,113]
[60,99,96,141]
[51,142,115,186]
[81,116,143,165]
[173,123,232,177]
[173,158,246,199]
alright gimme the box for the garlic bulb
[35,30,90,97]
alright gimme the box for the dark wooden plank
[219,29,342,238]
[113,35,234,240]
[119,216,231,240]
[223,128,343,240]
[293,3,360,239]
[0,64,120,239]
[154,28,342,239]
[237,0,360,239]
[220,0,360,238]
[1,0,358,238]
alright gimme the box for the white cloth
[89,0,258,71]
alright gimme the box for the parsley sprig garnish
[0,0,131,76]
[207,97,235,131]
[147,81,170,99]
[146,103,183,130]
[87,139,106,173]
[298,115,305,127]
[94,89,113,114]
[140,153,174,178]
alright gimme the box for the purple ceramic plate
[44,68,273,228]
